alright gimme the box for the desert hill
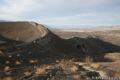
[0,22,49,42]
[0,22,120,80]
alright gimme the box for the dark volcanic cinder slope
[0,22,120,80]
[0,22,80,53]
[0,22,120,63]
[0,22,60,58]
[0,22,87,80]
[53,27,120,61]
[0,22,81,66]
[0,22,68,79]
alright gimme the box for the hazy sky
[0,0,120,28]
